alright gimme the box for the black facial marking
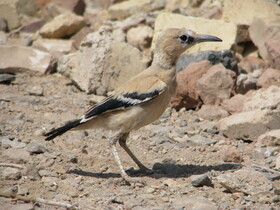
[187,36,194,43]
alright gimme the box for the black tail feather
[44,119,81,141]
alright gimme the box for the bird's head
[154,28,222,59]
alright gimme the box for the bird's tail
[44,119,82,141]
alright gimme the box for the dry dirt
[0,73,279,209]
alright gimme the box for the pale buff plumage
[44,28,222,184]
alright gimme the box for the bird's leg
[109,133,146,185]
[119,133,151,173]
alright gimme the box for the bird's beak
[195,34,222,43]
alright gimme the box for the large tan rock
[171,60,213,110]
[52,0,85,15]
[256,129,280,147]
[243,85,280,111]
[249,18,280,62]
[265,35,280,70]
[153,12,237,54]
[39,12,85,38]
[58,28,146,94]
[218,109,280,140]
[221,94,246,114]
[257,68,280,88]
[196,64,235,105]
[222,0,280,26]
[0,0,20,31]
[0,45,52,74]
[126,25,153,50]
[33,38,74,57]
[217,169,273,195]
[108,0,166,20]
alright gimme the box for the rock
[16,0,39,16]
[221,94,246,114]
[0,17,8,32]
[153,13,237,54]
[3,167,21,180]
[34,0,51,9]
[196,64,235,105]
[51,0,86,15]
[27,85,44,96]
[2,148,30,163]
[0,0,20,31]
[0,31,7,44]
[171,60,213,110]
[197,105,229,120]
[172,196,217,210]
[257,68,280,88]
[187,135,218,146]
[0,45,52,74]
[190,174,212,187]
[266,35,280,69]
[235,70,262,94]
[0,137,26,148]
[162,178,180,188]
[243,85,280,111]
[217,169,272,195]
[249,18,280,62]
[33,38,74,57]
[220,146,243,163]
[202,6,222,20]
[6,203,34,210]
[39,169,57,177]
[108,0,166,20]
[256,130,280,147]
[40,1,69,21]
[39,12,85,38]
[0,73,15,84]
[115,13,146,30]
[71,26,93,48]
[26,141,49,154]
[218,109,280,140]
[58,27,146,94]
[176,50,238,73]
[252,147,279,160]
[126,25,153,50]
[19,20,45,33]
[275,155,280,169]
[22,164,40,180]
[222,0,280,26]
[238,56,266,74]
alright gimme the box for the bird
[44,28,222,184]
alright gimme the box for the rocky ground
[0,0,280,209]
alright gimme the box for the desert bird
[44,28,222,184]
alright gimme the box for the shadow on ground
[68,162,242,179]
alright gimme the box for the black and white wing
[80,76,167,123]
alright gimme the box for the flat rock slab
[0,45,52,74]
[218,109,280,140]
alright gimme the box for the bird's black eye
[179,34,188,42]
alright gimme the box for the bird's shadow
[68,162,242,179]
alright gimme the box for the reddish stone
[196,64,235,105]
[238,56,266,73]
[257,68,280,88]
[171,60,213,110]
[265,35,280,70]
[222,94,246,114]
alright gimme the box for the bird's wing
[80,76,167,123]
